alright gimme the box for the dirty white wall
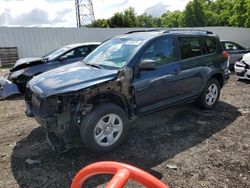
[0,27,249,59]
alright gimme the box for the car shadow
[238,79,250,84]
[0,95,24,101]
[11,101,241,187]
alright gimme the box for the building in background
[0,27,250,61]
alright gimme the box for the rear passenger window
[204,38,217,54]
[179,37,203,59]
[141,37,175,67]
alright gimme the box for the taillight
[223,51,229,58]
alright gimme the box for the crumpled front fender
[0,77,21,99]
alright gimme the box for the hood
[11,57,45,71]
[28,62,118,98]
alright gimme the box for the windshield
[43,47,71,60]
[84,37,145,69]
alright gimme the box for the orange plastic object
[71,161,169,188]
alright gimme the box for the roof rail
[125,29,213,35]
[163,29,213,34]
[125,29,163,34]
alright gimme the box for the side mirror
[58,56,67,61]
[139,59,156,71]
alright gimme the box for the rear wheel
[197,78,220,109]
[80,103,128,153]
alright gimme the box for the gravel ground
[0,69,249,188]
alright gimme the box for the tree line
[90,0,250,28]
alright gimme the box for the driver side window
[141,37,175,67]
[61,47,89,60]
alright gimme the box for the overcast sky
[0,0,190,27]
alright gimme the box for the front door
[133,36,183,114]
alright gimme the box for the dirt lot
[0,68,249,188]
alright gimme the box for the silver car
[221,40,250,70]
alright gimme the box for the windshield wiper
[85,62,102,69]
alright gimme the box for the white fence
[0,27,250,59]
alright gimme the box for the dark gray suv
[25,29,230,153]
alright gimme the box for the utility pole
[75,0,95,27]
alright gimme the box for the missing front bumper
[0,77,21,99]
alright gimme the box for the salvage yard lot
[0,70,249,188]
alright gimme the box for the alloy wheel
[94,114,123,147]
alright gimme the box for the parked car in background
[234,53,250,80]
[25,29,230,153]
[0,42,100,99]
[221,40,250,70]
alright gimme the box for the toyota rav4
[25,29,230,153]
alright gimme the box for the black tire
[80,103,129,153]
[197,78,221,109]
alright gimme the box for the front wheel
[80,103,129,153]
[197,78,221,109]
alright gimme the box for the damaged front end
[25,89,93,152]
[25,73,134,152]
[0,58,46,100]
[235,60,250,80]
[0,74,21,100]
[24,59,135,152]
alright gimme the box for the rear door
[174,36,208,97]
